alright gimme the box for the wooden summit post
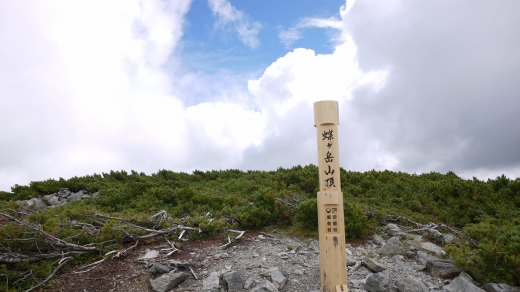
[314,100,348,292]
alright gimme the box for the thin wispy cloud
[278,16,342,47]
[207,0,262,48]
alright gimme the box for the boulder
[445,272,485,292]
[396,276,429,292]
[366,270,390,292]
[150,271,188,292]
[485,283,520,292]
[222,271,242,292]
[379,236,404,256]
[426,259,461,278]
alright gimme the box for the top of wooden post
[314,100,339,126]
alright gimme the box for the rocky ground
[50,223,519,292]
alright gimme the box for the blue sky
[180,0,343,73]
[1,0,520,191]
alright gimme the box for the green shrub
[447,216,520,285]
[294,198,318,229]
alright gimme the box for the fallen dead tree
[0,209,245,291]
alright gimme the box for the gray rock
[415,251,435,267]
[393,255,407,270]
[148,263,171,275]
[396,276,429,292]
[383,223,402,236]
[150,271,188,292]
[350,279,367,289]
[222,271,242,292]
[42,194,60,206]
[362,258,386,273]
[372,234,385,246]
[139,249,159,260]
[213,252,229,260]
[244,274,259,289]
[379,236,404,256]
[347,255,356,266]
[67,190,88,202]
[28,198,48,209]
[426,228,444,242]
[420,241,446,257]
[251,280,279,292]
[445,272,485,292]
[366,270,390,292]
[426,259,461,278]
[203,271,222,292]
[485,283,520,292]
[443,233,455,244]
[307,240,319,252]
[267,267,286,289]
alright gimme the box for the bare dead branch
[25,256,71,292]
[220,229,245,249]
[0,212,97,252]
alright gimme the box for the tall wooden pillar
[314,100,348,292]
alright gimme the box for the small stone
[347,255,356,266]
[213,252,229,260]
[362,258,386,273]
[148,263,171,275]
[150,271,188,292]
[139,249,159,260]
[372,234,385,246]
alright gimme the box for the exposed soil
[50,231,322,291]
